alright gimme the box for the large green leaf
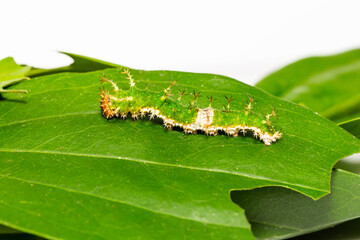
[0,67,359,239]
[232,169,360,240]
[0,57,31,94]
[255,49,360,122]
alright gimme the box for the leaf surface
[0,67,359,239]
[256,49,360,122]
[232,169,360,240]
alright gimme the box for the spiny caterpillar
[99,68,282,145]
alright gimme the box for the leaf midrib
[0,112,99,128]
[0,149,327,198]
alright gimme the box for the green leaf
[28,52,121,77]
[291,217,360,240]
[256,49,360,122]
[0,67,359,239]
[0,57,31,94]
[338,117,360,139]
[232,169,360,240]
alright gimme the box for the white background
[0,0,360,86]
[0,1,359,162]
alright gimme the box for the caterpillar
[99,68,282,145]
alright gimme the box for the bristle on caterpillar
[99,68,282,145]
